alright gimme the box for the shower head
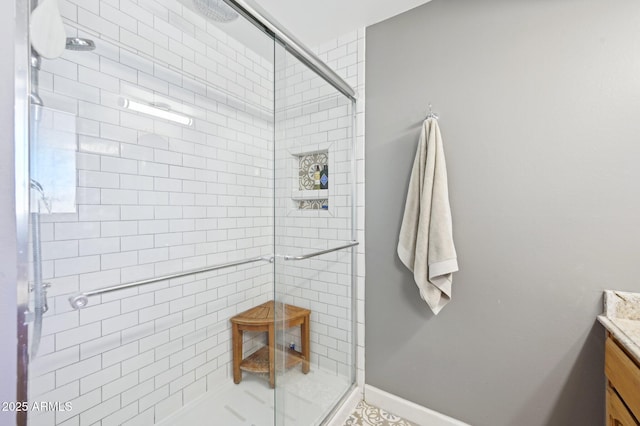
[65,37,96,51]
[192,0,239,23]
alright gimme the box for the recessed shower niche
[291,150,330,210]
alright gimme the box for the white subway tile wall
[273,28,365,393]
[29,0,274,424]
[311,28,365,393]
[330,28,365,393]
[27,0,365,422]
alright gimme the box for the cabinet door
[607,386,639,426]
[605,337,640,420]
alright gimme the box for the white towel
[397,118,459,315]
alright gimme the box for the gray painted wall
[0,0,17,424]
[365,0,640,425]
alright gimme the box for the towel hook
[426,103,439,120]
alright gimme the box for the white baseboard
[325,386,363,426]
[364,385,470,426]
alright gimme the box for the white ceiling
[251,0,432,47]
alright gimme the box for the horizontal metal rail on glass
[68,242,359,309]
[283,241,359,261]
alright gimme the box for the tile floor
[343,401,417,426]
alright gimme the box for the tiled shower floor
[157,367,349,426]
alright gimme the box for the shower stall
[15,0,358,424]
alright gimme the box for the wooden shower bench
[230,300,310,388]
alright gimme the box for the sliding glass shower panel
[274,41,356,426]
[26,0,275,424]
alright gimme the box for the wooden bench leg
[232,323,242,384]
[268,323,275,388]
[301,315,310,374]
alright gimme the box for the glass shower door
[25,0,278,425]
[22,0,357,424]
[273,41,357,425]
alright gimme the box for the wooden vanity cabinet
[605,334,640,425]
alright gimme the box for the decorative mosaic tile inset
[297,199,329,210]
[344,401,417,426]
[298,151,328,190]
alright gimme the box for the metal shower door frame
[14,0,32,424]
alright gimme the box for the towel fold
[397,118,458,315]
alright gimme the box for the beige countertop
[598,290,640,362]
